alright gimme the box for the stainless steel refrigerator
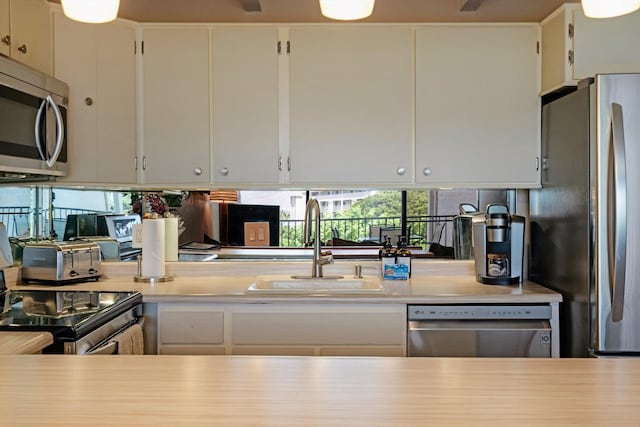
[530,74,640,358]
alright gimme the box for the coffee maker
[472,204,524,285]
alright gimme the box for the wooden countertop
[12,260,562,304]
[0,332,53,354]
[0,356,638,426]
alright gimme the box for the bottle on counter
[396,236,412,278]
[381,236,397,278]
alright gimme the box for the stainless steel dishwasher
[408,305,552,357]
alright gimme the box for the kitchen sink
[247,275,387,294]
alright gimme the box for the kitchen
[1,3,640,424]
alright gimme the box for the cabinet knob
[220,167,229,176]
[85,97,93,106]
[423,168,432,176]
[396,167,406,176]
[194,167,203,176]
[1,35,9,46]
[17,44,27,54]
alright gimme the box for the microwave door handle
[45,95,65,167]
[608,102,627,322]
[34,98,47,161]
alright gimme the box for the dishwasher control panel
[408,305,552,320]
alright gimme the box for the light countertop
[0,332,53,354]
[11,260,562,304]
[0,355,637,426]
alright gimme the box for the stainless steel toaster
[21,241,102,283]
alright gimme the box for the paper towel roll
[164,217,179,262]
[141,219,165,278]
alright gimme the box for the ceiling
[48,0,581,23]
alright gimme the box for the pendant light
[581,0,640,18]
[61,0,120,24]
[320,0,375,20]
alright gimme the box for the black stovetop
[0,289,142,341]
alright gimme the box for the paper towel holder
[133,255,174,283]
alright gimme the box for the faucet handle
[320,250,333,257]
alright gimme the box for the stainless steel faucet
[304,198,333,277]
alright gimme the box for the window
[0,186,511,259]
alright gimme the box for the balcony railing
[279,215,455,249]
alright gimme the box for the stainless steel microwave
[0,55,68,180]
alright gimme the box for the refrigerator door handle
[608,102,627,322]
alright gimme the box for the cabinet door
[10,0,52,74]
[230,304,406,356]
[157,303,226,355]
[54,14,137,184]
[415,25,540,187]
[141,28,211,185]
[573,8,640,79]
[541,6,573,94]
[289,27,413,185]
[0,0,9,57]
[211,28,280,185]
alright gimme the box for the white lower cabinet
[157,304,226,355]
[157,303,406,356]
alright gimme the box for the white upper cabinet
[541,4,640,95]
[54,13,137,184]
[211,27,280,186]
[2,0,52,74]
[415,25,540,188]
[288,26,413,185]
[141,27,211,186]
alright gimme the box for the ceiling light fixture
[581,0,640,18]
[61,0,120,24]
[320,0,375,21]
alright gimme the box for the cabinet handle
[423,168,432,176]
[142,156,147,171]
[194,167,203,176]
[397,167,406,176]
[287,157,291,171]
[220,167,229,176]
[134,156,138,171]
[278,156,283,171]
[1,35,9,46]
[85,97,93,106]
[17,44,27,54]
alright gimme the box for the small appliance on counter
[472,204,524,285]
[21,241,101,284]
[452,203,483,260]
[63,213,141,260]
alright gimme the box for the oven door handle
[85,340,118,355]
[83,317,144,355]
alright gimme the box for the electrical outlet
[132,224,143,248]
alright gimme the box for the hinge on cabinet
[568,50,574,66]
[568,23,574,39]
